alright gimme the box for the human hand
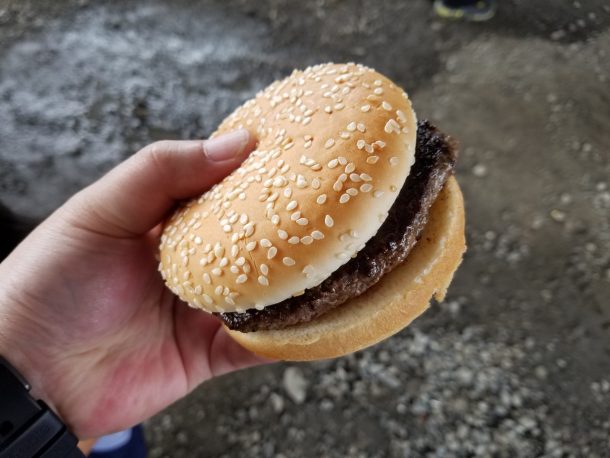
[0,129,266,440]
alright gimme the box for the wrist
[0,291,58,417]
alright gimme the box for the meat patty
[217,121,457,332]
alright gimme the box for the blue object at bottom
[89,425,147,458]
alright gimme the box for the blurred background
[0,0,609,456]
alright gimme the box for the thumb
[66,129,256,237]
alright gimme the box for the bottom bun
[226,176,466,361]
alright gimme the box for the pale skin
[0,129,269,441]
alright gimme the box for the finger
[208,326,273,378]
[173,301,272,391]
[67,129,256,237]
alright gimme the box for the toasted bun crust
[226,176,466,361]
[159,63,417,313]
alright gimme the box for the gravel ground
[0,0,609,456]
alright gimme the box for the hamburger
[159,63,465,361]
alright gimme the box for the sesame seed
[350,230,359,238]
[390,156,399,166]
[214,245,224,258]
[296,175,308,188]
[258,275,269,286]
[230,265,239,274]
[286,200,298,211]
[303,265,315,274]
[284,187,292,198]
[324,105,332,113]
[311,230,325,240]
[203,294,213,305]
[212,267,222,276]
[278,229,288,239]
[366,155,379,164]
[328,159,339,168]
[334,103,345,110]
[324,138,335,149]
[267,247,278,259]
[360,173,372,181]
[225,296,236,306]
[271,214,280,225]
[325,215,334,227]
[246,241,257,251]
[312,178,321,189]
[346,188,358,196]
[243,263,251,274]
[231,245,239,257]
[288,236,300,244]
[303,117,312,125]
[283,257,296,266]
[347,122,357,132]
[340,131,351,139]
[374,140,386,149]
[374,79,382,86]
[236,256,246,266]
[296,218,309,226]
[360,183,373,192]
[219,257,229,267]
[236,274,248,284]
[356,139,366,150]
[204,243,212,253]
[350,173,362,182]
[223,224,231,233]
[333,180,343,192]
[260,264,269,275]
[345,162,356,173]
[304,140,312,149]
[244,223,255,237]
[390,185,398,192]
[373,190,384,198]
[194,236,202,245]
[340,194,350,203]
[316,194,327,204]
[215,285,223,295]
[384,119,401,133]
[365,143,374,154]
[382,101,392,110]
[199,258,208,267]
[396,109,407,122]
[361,104,371,112]
[260,238,272,248]
[203,273,211,284]
[338,156,347,165]
[301,236,314,245]
[291,211,301,221]
[374,87,384,95]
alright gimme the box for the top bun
[159,63,417,313]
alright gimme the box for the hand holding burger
[0,129,265,440]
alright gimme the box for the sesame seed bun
[226,176,465,360]
[159,63,418,313]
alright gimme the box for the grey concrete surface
[1,0,609,456]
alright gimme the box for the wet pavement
[1,0,609,456]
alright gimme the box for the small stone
[472,163,487,177]
[550,209,566,222]
[283,367,308,404]
[269,392,284,413]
